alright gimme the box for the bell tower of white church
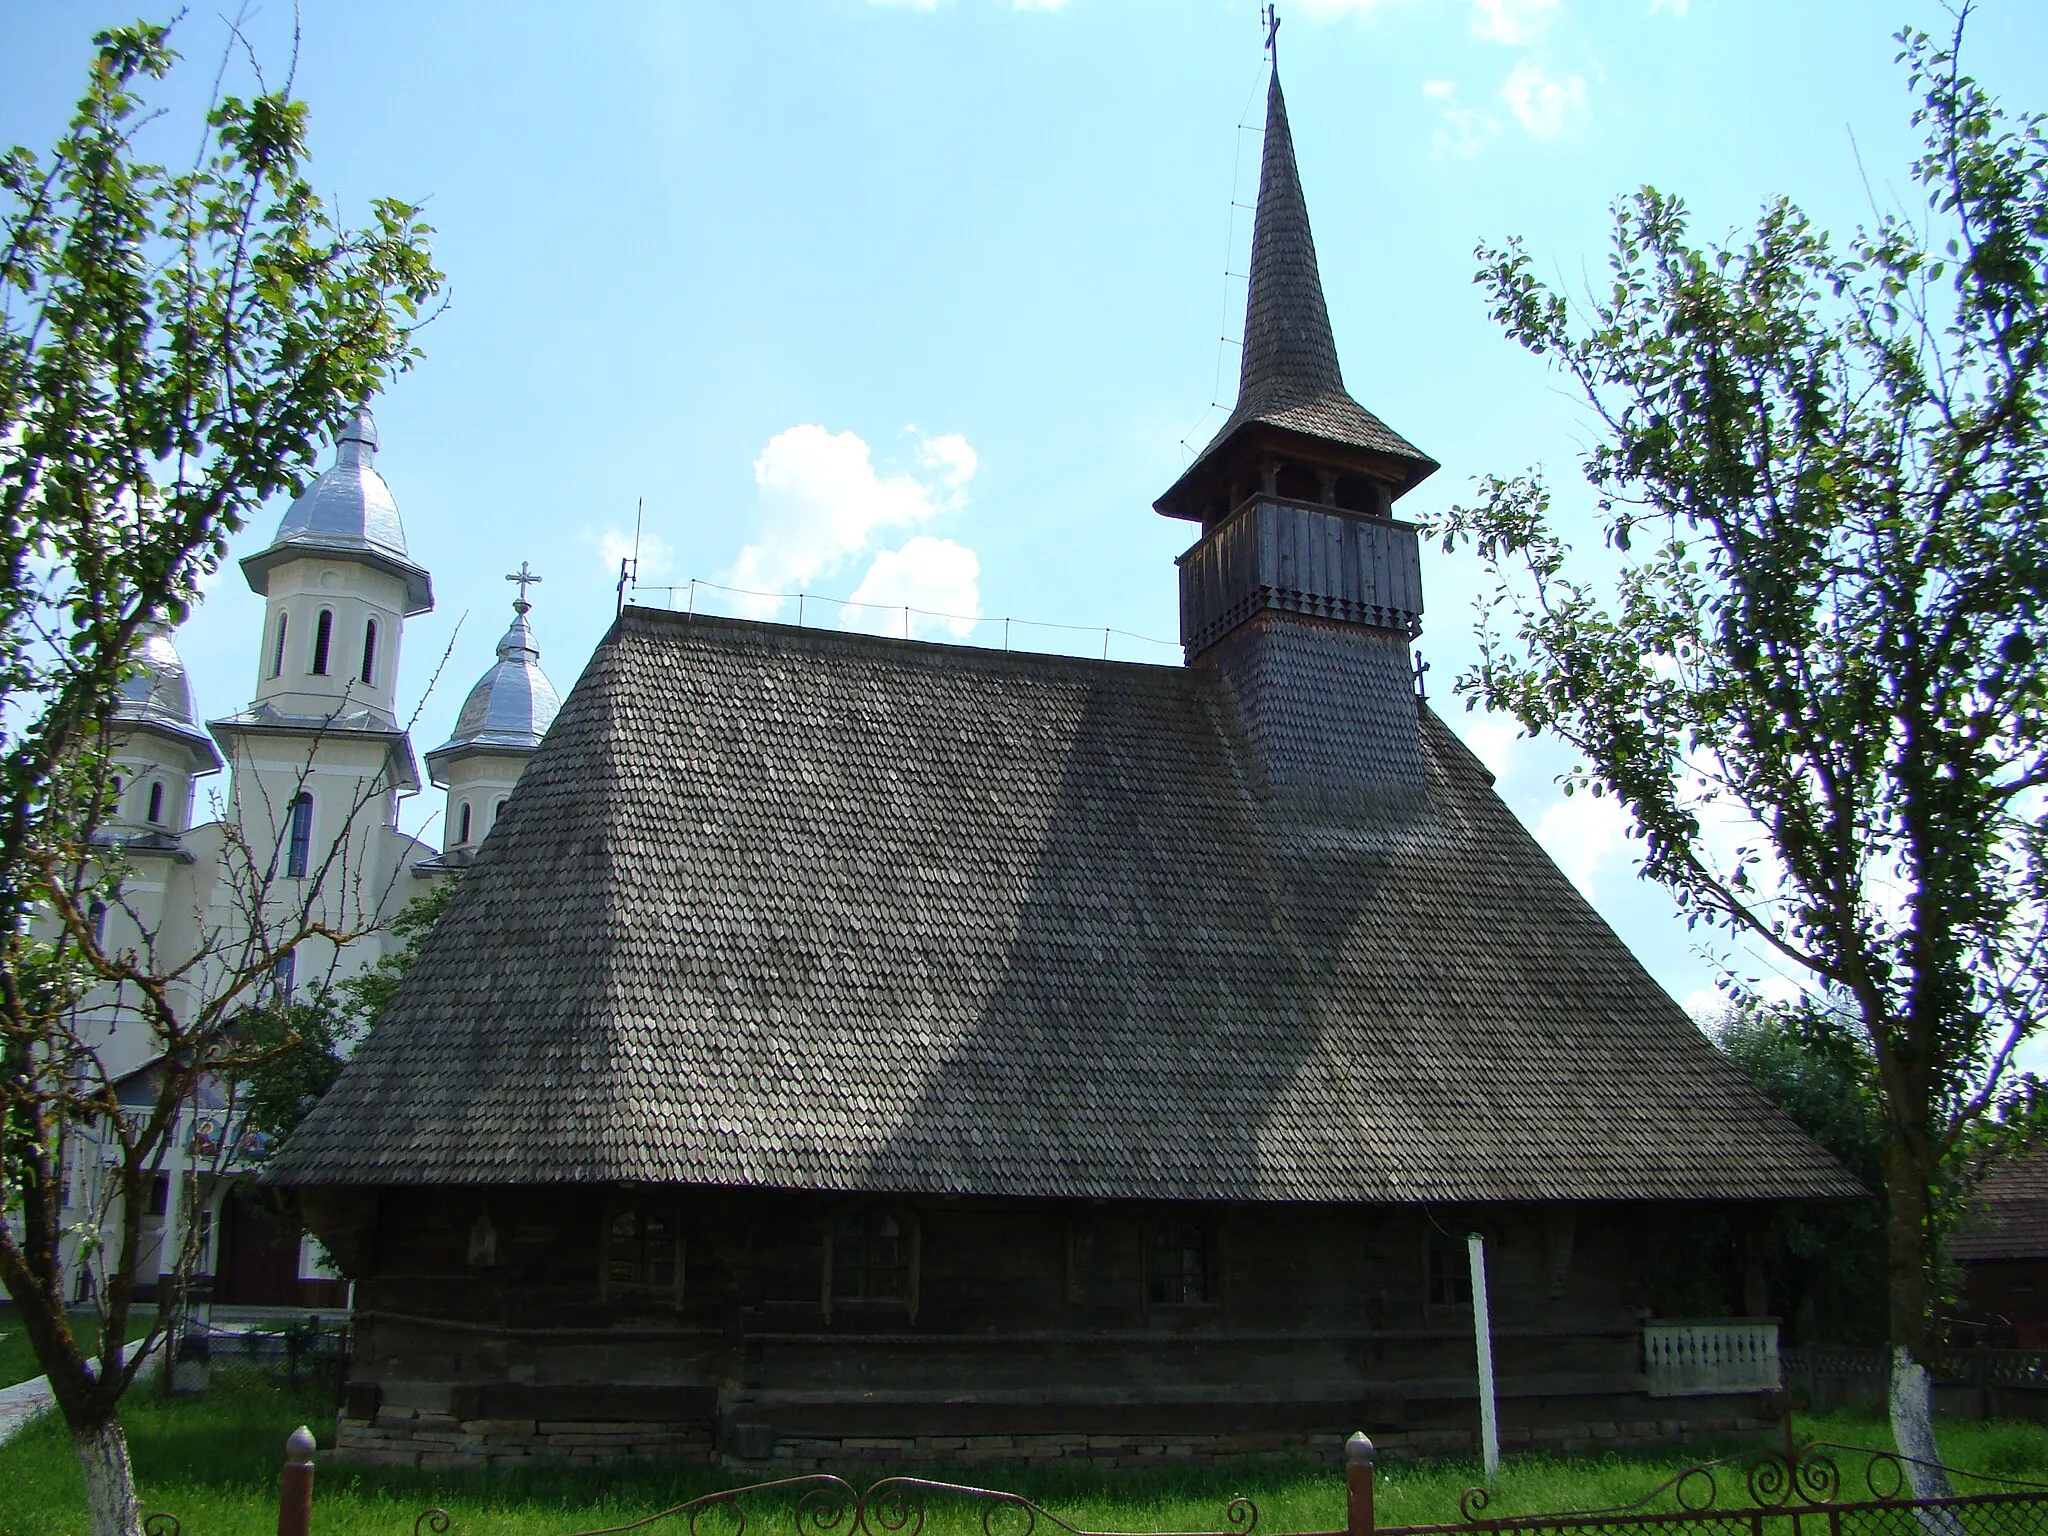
[207,408,437,982]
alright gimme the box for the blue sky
[8,0,2047,1048]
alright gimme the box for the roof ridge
[617,606,1187,677]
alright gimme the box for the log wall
[312,1189,1779,1469]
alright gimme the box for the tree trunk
[73,1418,142,1536]
[1884,1138,1959,1517]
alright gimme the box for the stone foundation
[333,1410,1775,1472]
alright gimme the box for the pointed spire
[1236,71,1347,418]
[1154,66,1436,520]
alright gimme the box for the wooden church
[269,70,1858,1471]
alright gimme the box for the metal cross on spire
[1263,3,1280,65]
[506,561,542,610]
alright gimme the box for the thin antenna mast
[616,498,645,618]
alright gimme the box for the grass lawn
[0,1309,162,1392]
[4,1379,2048,1536]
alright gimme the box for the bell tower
[1158,70,1438,797]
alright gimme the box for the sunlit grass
[4,1378,2048,1536]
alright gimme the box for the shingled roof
[1952,1147,2048,1261]
[1156,71,1436,518]
[270,608,1858,1204]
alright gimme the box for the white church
[69,407,561,1309]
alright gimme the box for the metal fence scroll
[363,1428,2048,1536]
[1363,1435,2048,1535]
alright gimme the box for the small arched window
[285,793,313,878]
[311,610,333,676]
[493,798,507,827]
[361,619,378,686]
[1147,1219,1214,1305]
[89,900,108,946]
[273,949,296,1001]
[457,802,472,845]
[271,612,289,678]
[147,782,164,824]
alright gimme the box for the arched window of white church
[493,798,507,827]
[458,802,471,845]
[286,793,313,878]
[361,619,378,686]
[271,613,288,677]
[311,610,333,676]
[147,782,164,824]
[89,900,108,947]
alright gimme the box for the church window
[458,803,472,845]
[493,798,507,827]
[361,619,378,686]
[147,781,164,824]
[829,1209,912,1303]
[286,793,313,878]
[89,900,108,947]
[273,949,296,1000]
[1428,1226,1474,1309]
[1147,1219,1214,1305]
[312,610,333,675]
[604,1207,678,1297]
[271,613,288,677]
[146,1174,169,1218]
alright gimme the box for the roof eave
[240,540,434,615]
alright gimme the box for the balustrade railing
[1642,1318,1781,1398]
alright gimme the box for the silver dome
[116,622,223,771]
[240,408,434,614]
[116,623,198,726]
[427,598,562,773]
[273,409,408,558]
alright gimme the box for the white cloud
[919,432,979,495]
[1535,789,1631,900]
[594,524,675,580]
[1682,988,1726,1026]
[1501,57,1587,139]
[1471,0,1557,46]
[842,536,982,640]
[1423,80,1501,159]
[724,424,976,616]
[1455,711,1523,781]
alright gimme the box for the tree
[0,21,439,1535]
[1433,7,2048,1484]
[1715,1002,1889,1346]
[236,878,458,1154]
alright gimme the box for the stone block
[374,1406,419,1427]
[421,1451,486,1471]
[470,1418,538,1437]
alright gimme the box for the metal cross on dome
[1263,3,1280,62]
[506,562,542,609]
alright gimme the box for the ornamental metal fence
[144,1428,2048,1536]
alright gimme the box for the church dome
[116,622,199,728]
[272,408,409,559]
[240,407,434,614]
[428,595,562,770]
[114,621,223,770]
